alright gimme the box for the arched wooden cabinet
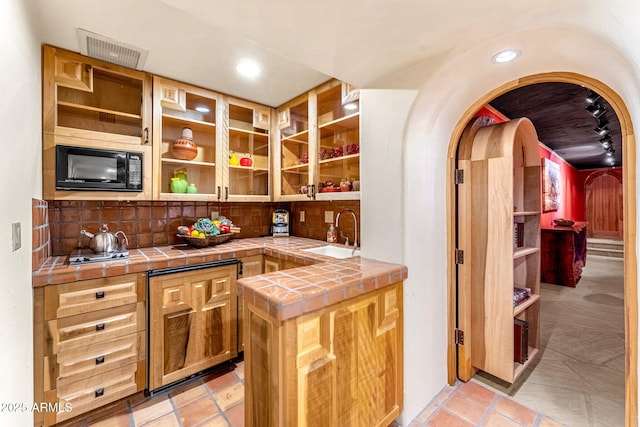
[457,117,541,383]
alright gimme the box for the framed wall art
[542,158,560,212]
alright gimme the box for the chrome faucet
[335,209,358,254]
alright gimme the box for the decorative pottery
[240,154,253,166]
[186,183,198,194]
[170,177,188,193]
[171,127,198,160]
[229,150,239,166]
[340,179,352,192]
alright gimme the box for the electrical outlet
[300,211,305,223]
[210,211,219,220]
[11,222,21,251]
[324,211,334,223]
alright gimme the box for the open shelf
[58,101,142,119]
[513,294,540,316]
[513,247,540,259]
[514,211,540,217]
[513,347,539,381]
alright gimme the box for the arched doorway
[445,72,637,426]
[586,170,624,240]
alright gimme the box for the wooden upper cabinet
[225,97,271,201]
[42,45,153,200]
[315,80,360,201]
[275,79,360,201]
[152,77,272,201]
[152,76,221,201]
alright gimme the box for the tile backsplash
[46,199,360,256]
[32,199,51,270]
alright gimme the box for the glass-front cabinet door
[153,77,221,201]
[315,80,360,200]
[274,80,360,201]
[276,92,316,200]
[224,97,271,201]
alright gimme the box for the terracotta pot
[171,127,198,160]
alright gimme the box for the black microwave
[55,145,143,192]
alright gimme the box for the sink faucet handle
[339,231,349,247]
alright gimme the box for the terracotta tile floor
[61,358,568,427]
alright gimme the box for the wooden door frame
[445,72,638,427]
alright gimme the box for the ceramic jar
[186,183,198,194]
[171,127,198,160]
[170,177,188,193]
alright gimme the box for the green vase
[170,177,188,193]
[186,183,198,194]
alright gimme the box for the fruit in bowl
[553,218,575,227]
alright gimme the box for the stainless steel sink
[302,245,361,259]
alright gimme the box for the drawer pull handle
[95,291,105,299]
[95,323,105,331]
[95,388,104,398]
[95,355,105,365]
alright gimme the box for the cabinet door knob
[95,388,104,398]
[95,355,105,365]
[95,291,105,299]
[95,323,105,331]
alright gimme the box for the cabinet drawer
[45,274,145,320]
[48,302,145,354]
[46,362,145,425]
[51,331,145,388]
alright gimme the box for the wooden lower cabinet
[33,274,147,427]
[244,281,403,427]
[148,264,237,391]
[238,255,264,352]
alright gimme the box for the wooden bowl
[177,233,232,248]
[553,218,575,227]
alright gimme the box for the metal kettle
[80,224,129,253]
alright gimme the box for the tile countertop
[33,236,408,321]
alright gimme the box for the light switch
[300,211,305,222]
[210,211,219,220]
[324,211,334,223]
[11,222,21,251]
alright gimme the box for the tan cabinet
[244,281,403,427]
[152,76,272,201]
[275,79,360,201]
[33,274,147,426]
[148,264,237,391]
[42,45,153,200]
[458,117,541,383]
[238,255,264,352]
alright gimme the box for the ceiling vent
[77,28,148,70]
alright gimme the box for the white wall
[360,90,417,264]
[0,0,41,425]
[362,26,640,425]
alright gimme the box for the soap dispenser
[326,224,337,243]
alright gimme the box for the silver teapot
[80,224,129,253]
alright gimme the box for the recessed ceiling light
[492,49,521,64]
[195,106,210,113]
[236,60,261,79]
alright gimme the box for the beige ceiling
[32,0,640,107]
